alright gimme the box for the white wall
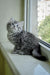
[0,0,24,43]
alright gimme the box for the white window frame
[24,0,50,48]
[24,0,38,36]
[24,0,50,62]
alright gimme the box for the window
[38,0,50,44]
[24,0,38,36]
[24,0,50,45]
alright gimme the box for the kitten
[7,18,47,61]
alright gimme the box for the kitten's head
[7,18,24,33]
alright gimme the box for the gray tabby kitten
[7,18,47,61]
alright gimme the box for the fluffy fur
[7,18,47,61]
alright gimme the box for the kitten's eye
[17,25,18,27]
[15,24,18,27]
[12,23,14,25]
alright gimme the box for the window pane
[38,0,50,44]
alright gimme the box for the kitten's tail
[32,50,48,61]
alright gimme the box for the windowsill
[39,42,50,51]
[39,42,50,62]
[0,41,50,75]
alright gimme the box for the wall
[0,50,4,75]
[4,60,14,75]
[0,0,24,43]
[0,49,14,75]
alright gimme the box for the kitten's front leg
[20,44,31,55]
[12,45,25,55]
[12,50,25,55]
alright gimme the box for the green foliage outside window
[38,15,50,43]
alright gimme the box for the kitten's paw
[18,51,25,55]
[11,50,25,55]
[11,50,17,54]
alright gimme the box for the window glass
[38,0,50,44]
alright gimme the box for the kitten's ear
[17,21,24,27]
[9,18,15,23]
